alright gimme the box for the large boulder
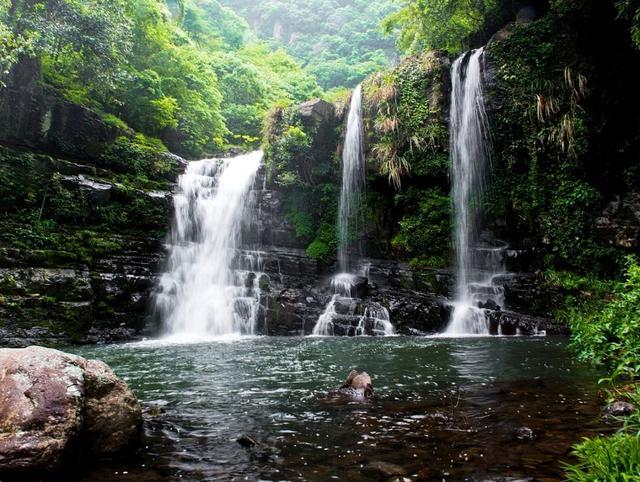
[298,98,335,124]
[0,346,141,474]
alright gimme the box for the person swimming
[338,369,373,399]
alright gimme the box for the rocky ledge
[0,346,142,474]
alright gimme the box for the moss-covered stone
[485,0,640,275]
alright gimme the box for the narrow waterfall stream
[154,151,264,340]
[313,85,393,336]
[337,83,366,272]
[446,48,507,336]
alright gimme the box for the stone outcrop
[0,58,121,160]
[298,98,335,124]
[0,237,165,347]
[0,346,141,473]
[0,57,182,346]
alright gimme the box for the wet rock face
[0,58,121,159]
[487,310,568,336]
[250,244,455,336]
[0,240,164,347]
[594,192,640,249]
[0,346,141,474]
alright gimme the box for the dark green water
[68,336,606,481]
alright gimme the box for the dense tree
[0,0,322,156]
[617,0,640,48]
[382,0,500,54]
[219,0,399,90]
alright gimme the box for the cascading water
[338,84,366,272]
[154,151,265,340]
[313,85,394,336]
[445,48,506,335]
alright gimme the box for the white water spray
[154,151,264,339]
[313,86,394,336]
[338,84,366,272]
[446,48,505,335]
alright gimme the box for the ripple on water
[67,336,605,482]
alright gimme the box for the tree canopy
[219,0,399,90]
[1,0,322,156]
[382,0,500,54]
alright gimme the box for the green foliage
[565,382,640,482]
[565,433,640,481]
[549,260,640,482]
[617,0,640,48]
[287,210,315,241]
[364,51,449,189]
[392,187,450,268]
[2,0,320,156]
[263,104,340,263]
[486,4,631,274]
[219,0,398,90]
[558,258,640,381]
[0,147,171,259]
[306,240,329,260]
[99,135,173,178]
[266,124,311,187]
[11,0,133,93]
[307,222,338,262]
[382,0,501,54]
[0,18,31,87]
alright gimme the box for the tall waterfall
[313,85,393,336]
[337,84,365,272]
[154,151,264,340]
[446,48,504,335]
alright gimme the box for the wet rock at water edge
[427,412,451,424]
[603,401,636,417]
[362,461,407,478]
[478,299,501,311]
[237,434,259,448]
[0,346,142,474]
[515,426,535,441]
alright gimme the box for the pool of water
[64,336,606,481]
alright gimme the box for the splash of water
[154,151,265,339]
[313,85,392,336]
[446,48,505,335]
[312,273,357,336]
[313,273,394,336]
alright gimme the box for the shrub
[306,240,329,260]
[563,257,640,380]
[565,433,640,481]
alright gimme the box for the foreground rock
[0,346,142,474]
[603,400,636,417]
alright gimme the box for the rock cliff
[0,58,182,346]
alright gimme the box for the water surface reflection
[65,337,606,481]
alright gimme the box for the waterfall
[337,84,365,272]
[445,48,505,335]
[312,85,394,336]
[154,151,264,340]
